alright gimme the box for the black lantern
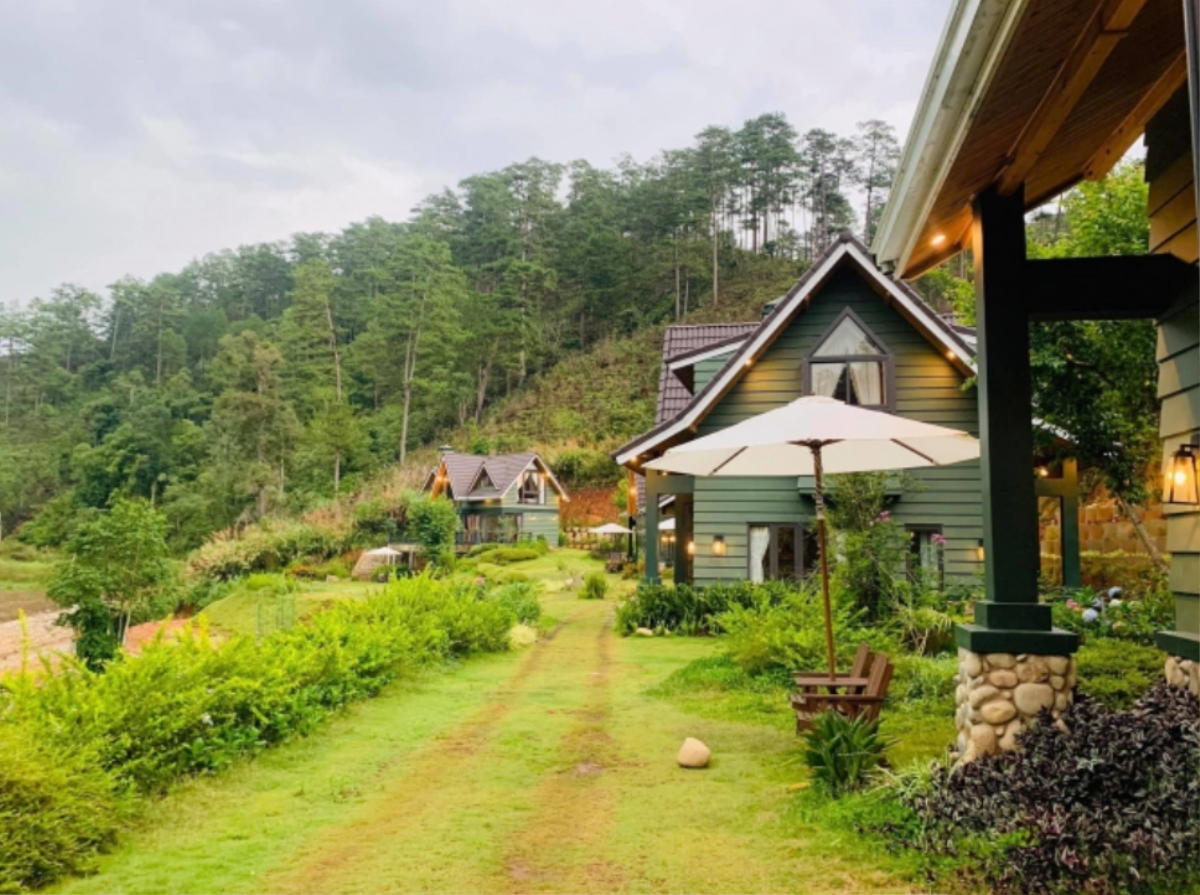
[1165,436,1199,506]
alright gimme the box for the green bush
[492,581,542,625]
[890,654,957,710]
[466,542,505,558]
[716,582,892,676]
[473,547,540,565]
[1048,587,1174,647]
[615,580,792,635]
[1074,638,1165,709]
[580,572,608,600]
[802,710,894,798]
[0,725,127,892]
[0,574,512,891]
[407,495,459,558]
[493,570,530,585]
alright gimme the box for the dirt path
[54,592,910,895]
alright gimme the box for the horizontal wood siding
[1147,89,1200,639]
[692,351,737,393]
[692,265,982,584]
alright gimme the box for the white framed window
[802,309,893,410]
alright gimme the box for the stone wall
[955,648,1075,761]
[1165,656,1199,696]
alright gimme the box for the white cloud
[0,0,951,305]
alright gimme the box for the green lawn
[50,550,924,894]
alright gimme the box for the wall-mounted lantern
[712,535,726,556]
[686,540,696,556]
[976,538,985,561]
[1165,436,1199,506]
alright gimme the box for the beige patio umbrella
[645,396,980,680]
[590,523,634,535]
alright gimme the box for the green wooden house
[617,235,1002,587]
[424,450,567,546]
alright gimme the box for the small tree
[826,472,914,622]
[407,494,459,563]
[47,498,175,669]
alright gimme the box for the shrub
[615,580,792,635]
[716,582,892,675]
[474,547,540,565]
[890,654,957,710]
[466,542,505,558]
[532,535,550,555]
[802,710,894,798]
[557,532,567,548]
[492,581,542,625]
[1074,638,1165,710]
[901,684,1200,895]
[406,495,459,558]
[1048,586,1173,647]
[0,574,513,891]
[0,725,127,892]
[580,572,608,600]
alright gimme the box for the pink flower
[877,511,890,522]
[931,533,947,547]
[1067,600,1080,610]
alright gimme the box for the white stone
[955,684,967,703]
[969,724,997,756]
[1055,718,1071,736]
[635,627,655,637]
[1047,656,1069,675]
[969,685,1000,709]
[980,701,1016,725]
[962,652,983,678]
[1166,658,1185,688]
[1049,674,1065,690]
[986,653,1016,669]
[677,738,711,769]
[988,670,1018,688]
[1017,658,1049,683]
[1054,691,1069,713]
[1014,683,1055,716]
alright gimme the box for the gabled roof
[614,234,976,467]
[427,451,569,502]
[656,324,761,424]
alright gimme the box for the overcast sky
[0,0,950,306]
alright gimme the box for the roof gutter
[871,0,1030,274]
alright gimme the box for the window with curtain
[805,313,891,408]
[748,524,812,582]
[518,470,542,504]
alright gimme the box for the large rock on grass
[677,737,711,769]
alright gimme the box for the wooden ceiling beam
[997,0,1149,196]
[1083,51,1188,180]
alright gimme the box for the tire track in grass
[260,611,579,895]
[495,607,628,894]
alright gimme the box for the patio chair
[789,647,893,733]
[604,552,624,573]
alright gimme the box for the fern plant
[579,572,608,600]
[801,710,895,798]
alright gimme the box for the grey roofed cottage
[424,448,568,547]
[616,234,1081,589]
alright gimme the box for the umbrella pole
[811,445,837,680]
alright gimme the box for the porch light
[1165,437,1199,506]
[931,233,946,246]
[712,535,726,556]
[686,540,696,556]
[976,538,985,561]
[1037,466,1049,478]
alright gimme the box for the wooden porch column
[957,186,1078,654]
[644,469,660,584]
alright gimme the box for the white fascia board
[871,0,1030,272]
[667,340,748,372]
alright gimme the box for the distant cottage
[616,235,1075,588]
[423,449,567,546]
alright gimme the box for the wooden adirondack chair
[789,645,894,733]
[604,552,624,573]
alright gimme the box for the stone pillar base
[954,648,1075,761]
[1165,656,1199,696]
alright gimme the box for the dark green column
[956,186,1077,655]
[644,470,660,585]
[1060,459,1082,589]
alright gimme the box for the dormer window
[802,310,893,410]
[518,470,543,505]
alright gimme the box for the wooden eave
[896,0,1186,279]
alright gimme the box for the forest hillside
[0,114,899,550]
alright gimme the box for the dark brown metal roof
[656,323,760,424]
[434,451,568,501]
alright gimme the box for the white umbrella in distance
[590,522,633,535]
[646,396,980,679]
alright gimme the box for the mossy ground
[51,551,936,894]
